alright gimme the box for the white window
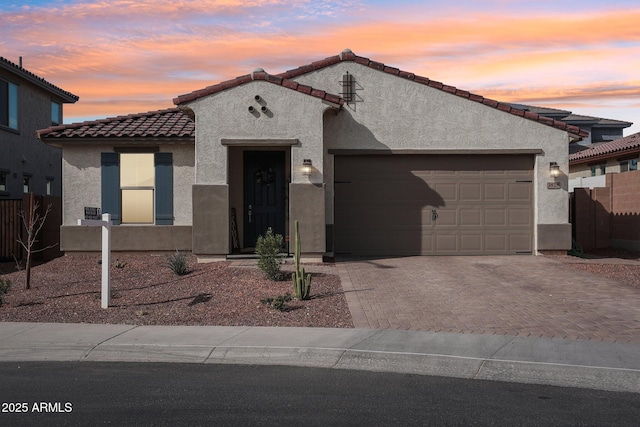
[23,175,30,193]
[120,153,154,224]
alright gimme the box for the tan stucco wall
[61,225,192,252]
[62,143,194,226]
[192,184,229,255]
[289,183,325,255]
[292,62,572,251]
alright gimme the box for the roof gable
[174,50,587,138]
[0,57,79,103]
[173,69,344,107]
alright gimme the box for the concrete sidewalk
[0,322,638,394]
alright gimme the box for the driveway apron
[336,256,640,343]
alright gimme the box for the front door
[243,151,286,247]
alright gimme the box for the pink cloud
[2,2,637,130]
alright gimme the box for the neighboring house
[0,56,79,199]
[568,132,640,191]
[509,104,632,152]
[38,49,588,259]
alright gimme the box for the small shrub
[167,250,190,275]
[114,258,127,269]
[0,278,12,306]
[255,227,285,280]
[261,293,292,311]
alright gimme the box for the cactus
[292,220,311,300]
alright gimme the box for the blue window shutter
[101,152,120,225]
[155,152,173,225]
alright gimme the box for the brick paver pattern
[336,256,640,344]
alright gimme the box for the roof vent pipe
[19,56,23,68]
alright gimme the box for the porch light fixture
[549,162,561,177]
[302,159,312,176]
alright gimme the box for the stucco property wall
[62,143,194,226]
[293,62,572,248]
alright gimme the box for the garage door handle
[432,209,438,221]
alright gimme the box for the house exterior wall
[570,159,631,179]
[184,80,329,256]
[186,80,326,185]
[61,143,194,226]
[292,62,571,251]
[60,142,194,252]
[0,68,65,199]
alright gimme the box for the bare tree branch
[17,199,55,290]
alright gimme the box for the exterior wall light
[549,162,561,177]
[302,159,312,176]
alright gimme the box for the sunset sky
[2,0,639,135]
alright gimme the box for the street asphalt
[0,322,638,394]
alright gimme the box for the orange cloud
[3,2,637,129]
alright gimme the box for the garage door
[334,154,534,256]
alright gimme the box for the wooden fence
[0,199,22,261]
[0,195,62,262]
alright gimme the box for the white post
[77,213,112,309]
[101,213,111,309]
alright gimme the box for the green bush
[255,227,285,280]
[167,250,190,276]
[0,278,11,306]
[261,293,292,311]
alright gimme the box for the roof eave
[41,136,194,147]
[0,57,79,103]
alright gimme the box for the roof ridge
[174,50,587,138]
[277,50,589,138]
[0,56,79,102]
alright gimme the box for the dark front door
[243,151,286,247]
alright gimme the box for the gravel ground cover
[548,248,640,289]
[0,254,353,328]
[1,248,639,328]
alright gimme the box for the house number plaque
[547,182,561,190]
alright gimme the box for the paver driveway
[336,256,640,343]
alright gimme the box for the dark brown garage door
[334,154,534,256]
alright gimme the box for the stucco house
[1,56,78,199]
[509,104,632,152]
[37,49,587,260]
[568,132,640,191]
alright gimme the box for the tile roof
[562,114,632,127]
[173,68,345,106]
[173,49,587,138]
[0,56,79,103]
[508,104,572,118]
[37,108,193,140]
[570,132,640,163]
